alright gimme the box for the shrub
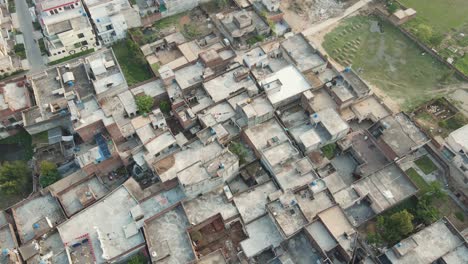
[39,161,61,187]
[136,95,154,114]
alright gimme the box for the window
[58,51,61,54]
[77,33,85,38]
[106,24,113,31]
[8,117,16,123]
[81,41,88,46]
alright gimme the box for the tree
[216,0,228,9]
[0,161,30,195]
[159,100,171,113]
[377,209,414,245]
[229,142,248,164]
[136,95,154,114]
[386,1,399,14]
[39,161,61,187]
[415,24,433,44]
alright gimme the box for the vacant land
[112,39,153,86]
[400,0,468,34]
[323,15,459,110]
[400,0,468,75]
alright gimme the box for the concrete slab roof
[267,199,307,237]
[197,250,227,264]
[0,224,17,252]
[383,220,465,264]
[305,221,337,252]
[296,190,334,222]
[117,90,137,116]
[233,181,278,224]
[261,65,312,107]
[273,157,318,191]
[371,114,428,158]
[174,63,205,90]
[351,95,390,122]
[184,189,238,225]
[130,79,167,98]
[12,193,66,244]
[57,176,109,217]
[144,205,195,264]
[441,244,468,264]
[281,34,326,73]
[244,118,288,152]
[154,141,223,182]
[203,67,257,103]
[57,187,145,263]
[240,215,283,258]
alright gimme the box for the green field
[112,39,153,86]
[323,15,459,110]
[400,0,468,33]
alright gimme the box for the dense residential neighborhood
[0,0,467,264]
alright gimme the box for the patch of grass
[0,130,33,161]
[455,211,465,222]
[405,168,430,194]
[399,0,468,34]
[321,143,337,160]
[112,39,153,86]
[32,21,41,31]
[151,62,160,73]
[14,44,26,59]
[38,38,47,55]
[49,49,94,65]
[323,15,458,111]
[454,55,468,76]
[246,35,265,46]
[8,1,15,13]
[414,156,438,174]
[438,113,467,131]
[153,12,187,30]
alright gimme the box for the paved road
[15,0,46,72]
[302,0,372,36]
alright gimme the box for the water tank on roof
[33,223,40,229]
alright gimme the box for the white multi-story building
[83,0,141,45]
[137,0,199,18]
[0,2,23,74]
[446,124,468,178]
[36,0,98,61]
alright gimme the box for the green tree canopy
[159,100,171,113]
[377,209,415,245]
[39,161,61,187]
[136,95,154,114]
[0,161,30,195]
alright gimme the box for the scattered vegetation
[201,0,229,13]
[39,161,61,188]
[112,38,152,86]
[455,211,465,222]
[405,168,430,194]
[135,95,154,114]
[159,100,171,114]
[369,209,414,246]
[126,253,147,264]
[246,35,265,46]
[49,49,94,65]
[0,161,31,195]
[323,15,459,110]
[14,44,26,59]
[38,38,47,55]
[385,1,399,13]
[321,143,337,160]
[438,113,467,131]
[0,130,33,160]
[8,0,15,13]
[229,142,248,165]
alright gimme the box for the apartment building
[83,0,141,45]
[36,0,97,61]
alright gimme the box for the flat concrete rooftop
[57,187,144,263]
[240,215,283,258]
[281,34,326,73]
[267,200,307,237]
[13,193,66,243]
[144,205,195,264]
[57,176,109,217]
[184,188,238,225]
[383,220,465,264]
[244,118,288,152]
[203,67,257,103]
[233,181,278,224]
